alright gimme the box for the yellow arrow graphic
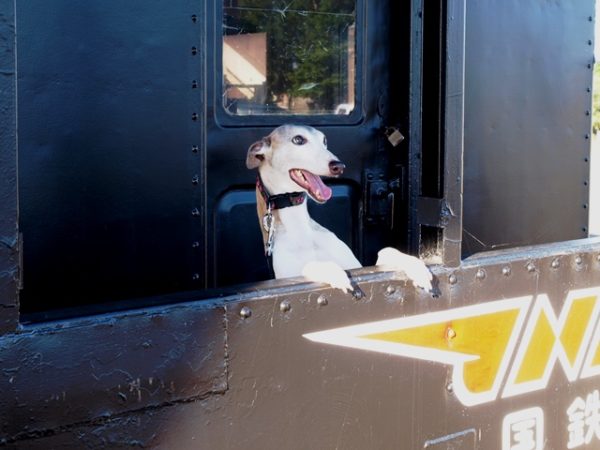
[361,308,522,394]
[304,296,532,406]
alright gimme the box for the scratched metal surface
[217,240,600,450]
[3,239,600,449]
[0,304,226,441]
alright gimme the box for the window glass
[223,0,356,115]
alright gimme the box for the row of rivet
[583,17,594,234]
[448,254,600,284]
[239,294,329,319]
[190,13,201,282]
[239,255,600,318]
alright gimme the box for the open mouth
[289,169,332,203]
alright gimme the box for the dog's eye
[292,135,306,145]
[323,136,327,147]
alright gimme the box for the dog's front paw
[376,247,433,292]
[302,261,353,293]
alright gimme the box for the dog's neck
[256,170,306,211]
[255,168,312,248]
[255,184,312,247]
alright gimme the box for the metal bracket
[417,196,452,228]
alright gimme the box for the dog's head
[246,124,345,203]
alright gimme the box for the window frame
[214,0,366,127]
[409,0,465,268]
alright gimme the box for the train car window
[222,0,356,116]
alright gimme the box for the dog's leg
[376,247,433,291]
[301,261,353,293]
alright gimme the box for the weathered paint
[1,240,598,448]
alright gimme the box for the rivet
[192,273,200,280]
[240,306,252,319]
[589,16,594,22]
[191,46,198,55]
[502,266,511,276]
[192,145,199,153]
[551,258,560,269]
[385,285,396,295]
[575,255,583,265]
[586,110,591,116]
[589,40,593,46]
[192,175,199,185]
[588,63,593,69]
[279,300,291,313]
[526,262,536,273]
[446,328,457,340]
[191,112,198,121]
[191,80,198,89]
[584,204,588,209]
[586,133,591,139]
[192,241,200,248]
[367,173,374,180]
[317,295,328,306]
[191,208,200,216]
[584,181,589,186]
[446,383,454,393]
[585,157,589,162]
[583,227,588,233]
[587,87,592,93]
[476,269,486,280]
[191,14,197,23]
[448,274,457,285]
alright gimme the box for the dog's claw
[376,247,433,292]
[302,261,353,293]
[351,286,364,299]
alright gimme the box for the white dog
[246,124,432,293]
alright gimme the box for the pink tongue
[302,170,332,202]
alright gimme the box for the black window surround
[0,0,467,330]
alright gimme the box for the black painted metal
[463,0,594,256]
[205,0,414,289]
[1,0,599,448]
[0,0,19,333]
[16,0,417,315]
[440,0,465,266]
[410,0,464,267]
[17,0,204,313]
[0,303,226,440]
[2,240,600,448]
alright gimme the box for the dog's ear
[246,137,271,169]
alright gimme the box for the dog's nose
[329,160,345,176]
